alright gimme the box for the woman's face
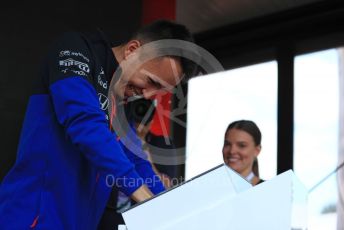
[222,128,261,177]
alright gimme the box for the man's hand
[130,185,154,203]
[157,173,172,189]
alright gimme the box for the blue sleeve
[118,126,165,195]
[47,32,144,196]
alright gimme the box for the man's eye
[148,78,162,89]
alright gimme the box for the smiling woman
[222,120,264,186]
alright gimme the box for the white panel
[122,169,308,230]
[122,165,251,230]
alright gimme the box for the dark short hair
[129,20,198,79]
[225,120,262,146]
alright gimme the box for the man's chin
[112,80,126,99]
[123,92,132,100]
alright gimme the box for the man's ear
[124,40,141,60]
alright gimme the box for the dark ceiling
[176,0,324,33]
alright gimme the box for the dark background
[0,1,142,181]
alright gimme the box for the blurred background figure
[222,120,264,186]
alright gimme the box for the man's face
[118,56,183,100]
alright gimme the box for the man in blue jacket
[0,20,196,229]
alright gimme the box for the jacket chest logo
[98,93,109,110]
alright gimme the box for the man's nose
[142,88,157,100]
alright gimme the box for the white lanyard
[245,171,254,182]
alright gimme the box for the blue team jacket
[0,31,164,229]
